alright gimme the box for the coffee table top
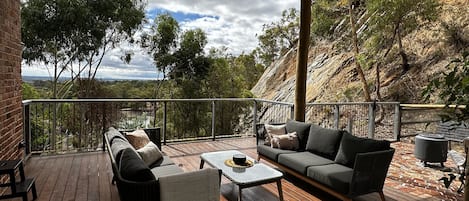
[200,150,283,185]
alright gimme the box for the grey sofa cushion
[159,168,220,201]
[277,152,334,174]
[286,120,311,150]
[150,164,184,179]
[119,148,156,182]
[149,156,176,168]
[257,144,296,161]
[334,132,391,168]
[305,125,343,160]
[306,164,353,194]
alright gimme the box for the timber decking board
[4,137,449,201]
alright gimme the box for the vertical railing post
[153,101,157,128]
[334,105,340,129]
[23,104,31,156]
[368,102,376,139]
[211,101,216,141]
[252,100,257,137]
[290,105,295,121]
[52,102,57,152]
[393,103,402,141]
[102,102,106,152]
[347,117,353,134]
[163,101,167,145]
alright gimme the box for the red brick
[0,0,23,162]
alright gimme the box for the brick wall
[0,0,24,161]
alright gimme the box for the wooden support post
[294,0,311,122]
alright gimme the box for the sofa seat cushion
[286,120,311,150]
[150,164,184,179]
[149,156,176,168]
[306,125,343,160]
[119,148,155,182]
[277,152,334,174]
[306,164,353,194]
[257,145,296,162]
[334,132,391,168]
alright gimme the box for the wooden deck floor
[8,137,453,201]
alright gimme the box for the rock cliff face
[252,0,468,104]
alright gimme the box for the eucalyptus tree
[142,14,210,87]
[365,0,440,72]
[256,8,299,67]
[22,0,145,98]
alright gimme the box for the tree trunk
[349,2,371,102]
[397,27,410,72]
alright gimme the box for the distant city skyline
[22,0,299,80]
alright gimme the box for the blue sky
[22,0,299,80]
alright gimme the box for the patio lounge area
[14,137,463,201]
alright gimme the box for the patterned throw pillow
[271,132,299,150]
[264,124,287,146]
[126,129,150,149]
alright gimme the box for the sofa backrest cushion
[111,137,136,167]
[119,148,156,182]
[286,120,311,150]
[305,125,343,159]
[106,127,128,144]
[334,132,391,168]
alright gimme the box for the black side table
[414,134,448,167]
[0,159,37,201]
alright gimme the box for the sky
[22,0,299,80]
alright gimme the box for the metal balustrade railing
[22,99,402,155]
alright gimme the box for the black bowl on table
[233,154,247,165]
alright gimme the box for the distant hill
[22,76,148,83]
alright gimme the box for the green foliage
[142,13,179,75]
[441,20,469,52]
[311,0,337,38]
[256,8,299,67]
[423,52,469,122]
[365,0,440,69]
[22,83,41,99]
[22,0,145,98]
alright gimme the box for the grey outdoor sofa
[104,127,221,201]
[256,120,395,201]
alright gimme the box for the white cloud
[22,1,299,80]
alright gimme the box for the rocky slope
[252,0,469,104]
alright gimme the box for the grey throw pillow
[137,141,163,166]
[305,125,343,159]
[286,120,311,150]
[334,132,391,168]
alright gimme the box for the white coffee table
[200,150,284,201]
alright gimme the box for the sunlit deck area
[16,137,463,201]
